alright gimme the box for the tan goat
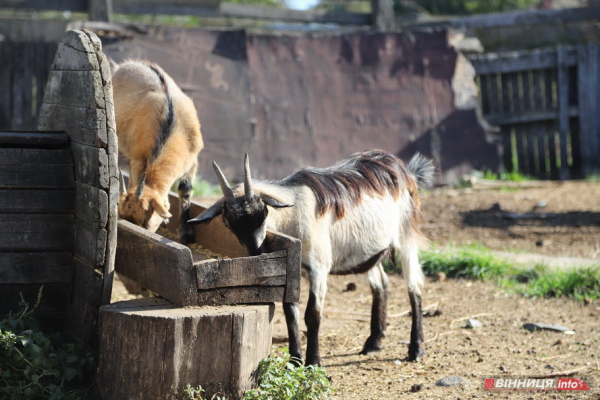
[112,60,204,242]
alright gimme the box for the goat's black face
[223,196,268,256]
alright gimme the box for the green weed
[0,288,97,400]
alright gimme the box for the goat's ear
[150,198,172,220]
[188,198,225,225]
[260,194,293,209]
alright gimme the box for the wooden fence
[468,43,600,179]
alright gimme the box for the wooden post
[89,0,112,22]
[98,298,274,400]
[371,0,394,31]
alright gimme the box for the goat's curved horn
[119,170,127,194]
[135,172,146,198]
[213,162,235,203]
[244,153,253,198]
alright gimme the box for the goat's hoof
[359,343,382,355]
[407,347,424,362]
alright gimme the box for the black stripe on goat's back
[282,150,413,219]
[146,63,175,163]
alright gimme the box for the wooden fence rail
[468,43,600,179]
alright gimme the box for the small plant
[0,288,97,400]
[243,347,333,400]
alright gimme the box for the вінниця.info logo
[484,377,590,391]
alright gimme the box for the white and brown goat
[112,60,204,242]
[189,150,434,366]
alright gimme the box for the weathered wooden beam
[98,298,273,400]
[484,106,578,126]
[0,189,75,213]
[557,45,571,180]
[468,47,577,75]
[74,218,107,267]
[370,0,393,30]
[196,250,287,290]
[402,6,600,30]
[89,0,112,22]
[0,131,69,148]
[0,164,74,189]
[0,147,72,166]
[0,283,70,316]
[0,252,73,284]
[0,214,75,251]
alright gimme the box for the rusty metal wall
[99,26,499,185]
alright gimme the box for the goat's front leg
[305,268,328,366]
[360,263,389,355]
[177,164,196,244]
[283,302,303,365]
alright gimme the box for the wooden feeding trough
[115,192,301,307]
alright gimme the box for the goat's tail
[407,153,435,188]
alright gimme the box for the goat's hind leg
[360,263,388,355]
[177,163,196,244]
[400,244,425,362]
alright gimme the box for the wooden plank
[509,71,520,113]
[484,106,578,126]
[0,252,73,284]
[588,43,600,173]
[42,70,106,110]
[577,44,596,176]
[38,103,108,147]
[547,121,559,180]
[0,164,74,189]
[76,181,109,228]
[115,219,197,307]
[535,123,547,178]
[196,251,287,289]
[532,70,544,112]
[0,41,12,130]
[500,126,513,173]
[0,283,70,316]
[514,125,527,173]
[74,218,107,268]
[64,259,104,346]
[479,74,491,115]
[21,43,35,130]
[468,47,575,75]
[543,68,556,111]
[0,189,75,213]
[489,73,501,115]
[557,45,571,180]
[0,214,74,251]
[500,73,510,114]
[89,0,112,22]
[0,147,72,165]
[71,143,110,189]
[525,125,537,176]
[522,71,533,113]
[197,285,286,306]
[11,43,25,130]
[0,0,88,12]
[0,131,69,148]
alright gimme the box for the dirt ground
[111,181,600,399]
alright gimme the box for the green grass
[169,176,222,198]
[388,245,600,301]
[585,173,600,182]
[481,170,532,182]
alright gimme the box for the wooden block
[0,147,72,165]
[0,189,75,213]
[196,250,287,289]
[43,70,105,109]
[74,218,107,267]
[38,103,108,147]
[0,131,69,149]
[61,29,95,54]
[64,259,104,346]
[0,214,74,251]
[0,164,74,189]
[0,252,73,284]
[76,181,108,228]
[115,220,197,307]
[197,286,286,306]
[98,298,273,400]
[51,42,100,71]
